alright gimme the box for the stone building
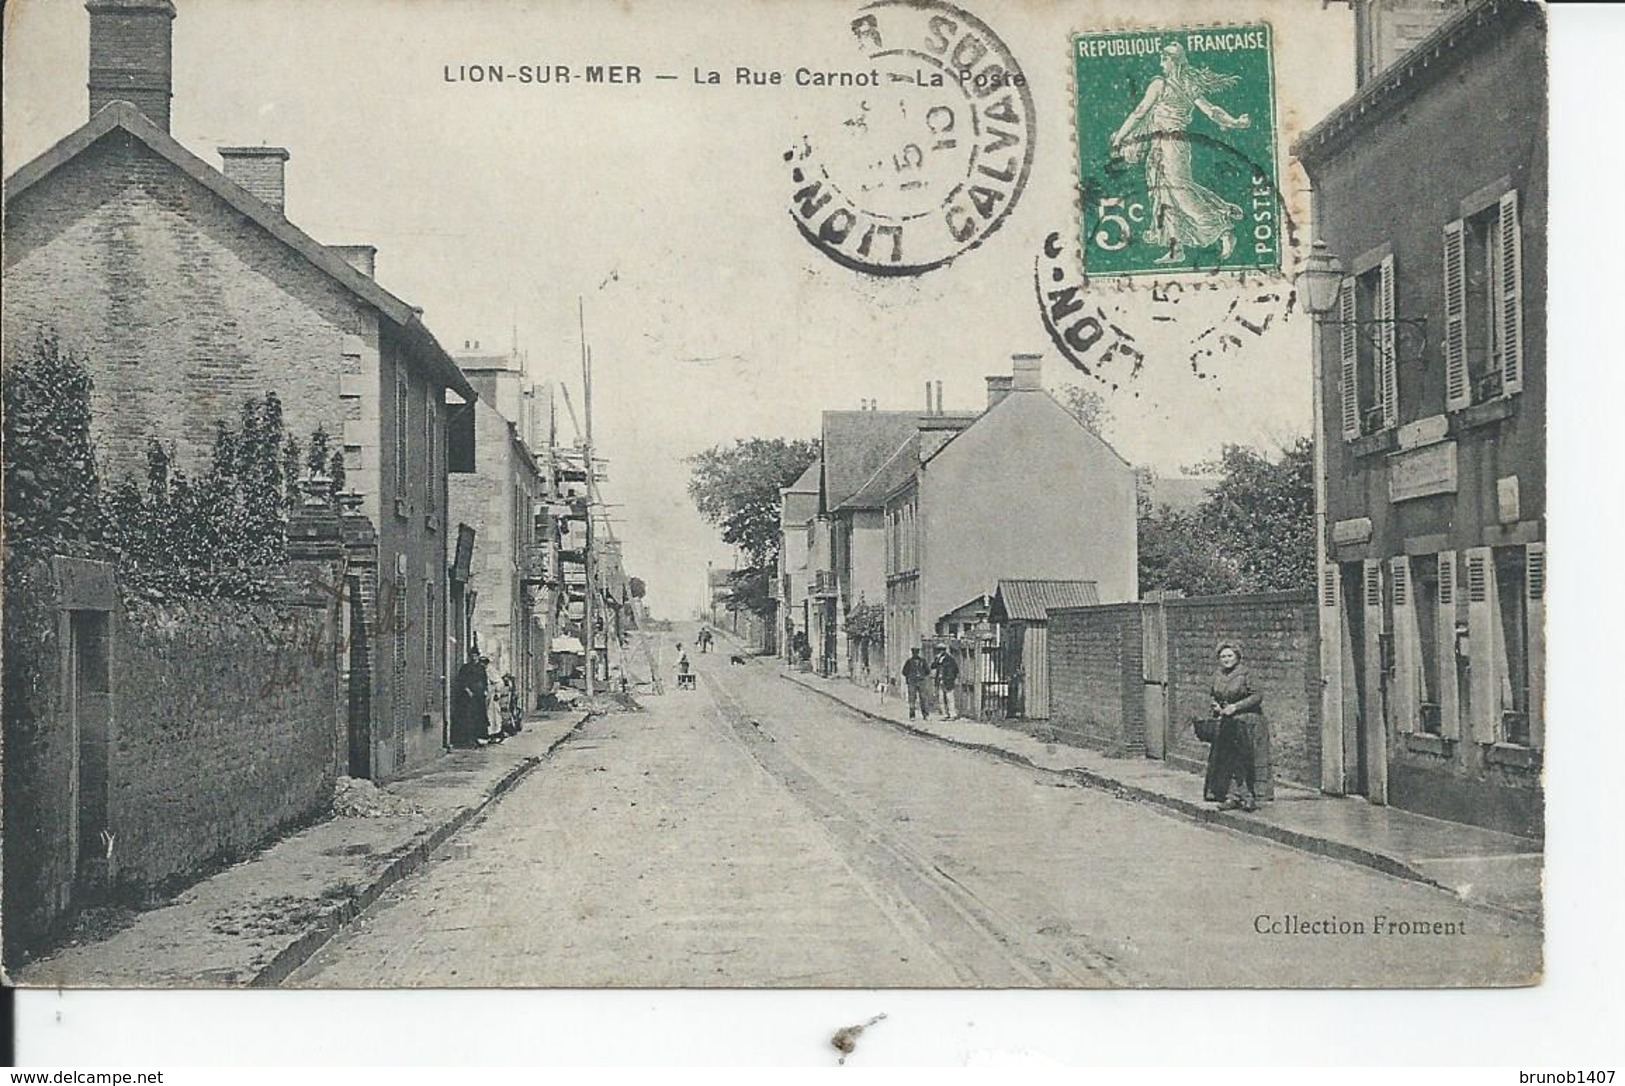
[448,347,554,709]
[881,355,1139,693]
[2,0,477,780]
[1295,0,1545,835]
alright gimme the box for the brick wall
[2,130,368,486]
[1047,605,1144,755]
[2,554,77,957]
[1,553,340,957]
[1044,592,1321,792]
[1163,591,1321,790]
[106,591,338,887]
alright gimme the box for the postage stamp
[1073,24,1280,277]
[786,0,1036,275]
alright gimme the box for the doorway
[68,610,113,889]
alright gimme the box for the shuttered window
[1378,254,1398,429]
[1436,552,1461,740]
[1338,279,1359,439]
[1498,190,1524,395]
[1443,220,1469,410]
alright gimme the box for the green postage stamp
[1073,24,1279,277]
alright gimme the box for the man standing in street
[931,645,961,721]
[901,647,930,720]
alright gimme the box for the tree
[2,332,101,546]
[1138,438,1315,597]
[1052,383,1114,440]
[685,436,819,568]
[627,576,646,600]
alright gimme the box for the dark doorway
[1340,564,1371,796]
[69,611,113,883]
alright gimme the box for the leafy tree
[1,333,101,545]
[1138,438,1315,597]
[1052,383,1114,440]
[685,436,819,568]
[628,576,646,600]
[845,598,885,642]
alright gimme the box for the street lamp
[1295,240,1429,362]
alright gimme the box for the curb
[779,672,1513,912]
[249,711,593,987]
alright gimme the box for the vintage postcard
[2,0,1545,992]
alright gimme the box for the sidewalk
[783,669,1542,922]
[13,710,591,988]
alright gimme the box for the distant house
[2,0,477,780]
[883,355,1138,693]
[987,579,1101,720]
[809,406,956,678]
[775,461,820,662]
[448,347,553,708]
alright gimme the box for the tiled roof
[840,433,919,510]
[4,102,476,401]
[820,411,922,512]
[992,579,1100,622]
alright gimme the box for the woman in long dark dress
[1205,642,1265,811]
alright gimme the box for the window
[423,385,436,495]
[1412,556,1442,735]
[1337,255,1396,439]
[1494,546,1531,746]
[394,369,410,495]
[1445,190,1522,410]
[425,577,437,682]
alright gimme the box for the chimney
[985,374,1014,410]
[87,0,177,130]
[219,146,291,212]
[935,380,943,416]
[331,245,377,278]
[924,381,933,415]
[1011,353,1043,391]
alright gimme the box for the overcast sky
[3,0,1356,614]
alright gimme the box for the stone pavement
[12,710,590,988]
[781,668,1543,922]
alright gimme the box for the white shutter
[1363,559,1384,617]
[1339,278,1359,439]
[1436,551,1461,741]
[1443,220,1470,411]
[1498,190,1524,395]
[1379,255,1398,429]
[1464,547,1499,744]
[1526,542,1545,749]
[1318,563,1347,795]
[1390,556,1419,735]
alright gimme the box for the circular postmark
[786,0,1036,275]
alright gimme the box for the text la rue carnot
[442,63,1024,89]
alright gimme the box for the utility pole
[580,297,597,697]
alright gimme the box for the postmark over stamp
[787,0,1036,276]
[1073,24,1280,277]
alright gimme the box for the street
[289,631,1540,988]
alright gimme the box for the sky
[2,0,1357,616]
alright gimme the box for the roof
[841,433,919,510]
[785,461,820,493]
[820,411,922,512]
[990,579,1100,622]
[1143,475,1213,515]
[4,101,476,402]
[1294,0,1535,168]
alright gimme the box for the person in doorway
[452,650,491,748]
[499,673,523,736]
[901,647,930,720]
[931,646,960,721]
[1206,641,1266,811]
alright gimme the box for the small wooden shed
[989,579,1100,719]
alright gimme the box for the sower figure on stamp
[931,645,960,721]
[901,647,930,720]
[1109,42,1251,263]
